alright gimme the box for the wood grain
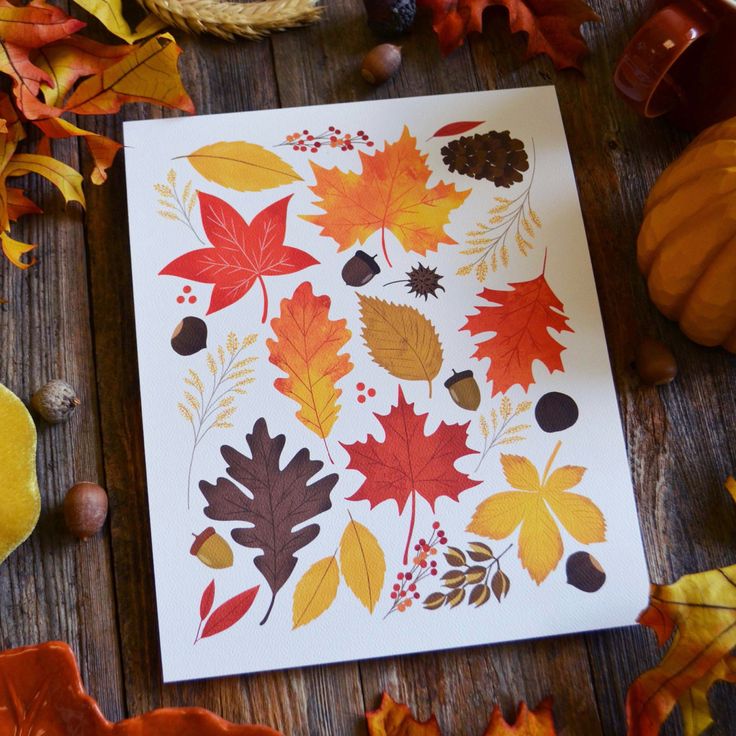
[0,0,734,733]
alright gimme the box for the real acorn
[31,379,80,424]
[171,316,208,356]
[566,551,606,593]
[190,527,234,569]
[444,369,481,411]
[342,250,381,287]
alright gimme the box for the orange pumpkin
[638,116,736,352]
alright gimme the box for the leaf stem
[323,436,334,464]
[381,226,392,267]
[403,489,417,565]
[542,440,562,484]
[260,591,277,625]
[258,275,268,323]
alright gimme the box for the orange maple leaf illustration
[462,257,573,395]
[301,126,470,267]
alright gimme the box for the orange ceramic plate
[0,641,282,735]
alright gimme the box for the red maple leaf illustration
[462,258,573,395]
[159,192,318,321]
[341,386,480,564]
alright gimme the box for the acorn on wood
[444,369,481,411]
[361,44,402,85]
[566,551,606,593]
[342,250,381,287]
[635,337,677,385]
[31,379,80,424]
[63,482,108,540]
[190,527,233,569]
[171,316,207,356]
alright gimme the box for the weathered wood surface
[1,0,735,733]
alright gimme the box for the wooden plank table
[1,1,735,733]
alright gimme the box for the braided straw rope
[137,0,321,40]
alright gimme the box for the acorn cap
[190,527,216,556]
[444,369,474,388]
[354,250,381,275]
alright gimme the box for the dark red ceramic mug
[614,0,736,130]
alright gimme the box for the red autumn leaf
[417,0,599,70]
[429,121,484,138]
[6,188,42,222]
[160,191,318,321]
[199,579,215,620]
[200,585,259,640]
[462,259,573,396]
[341,386,480,565]
[0,0,84,119]
[365,693,557,735]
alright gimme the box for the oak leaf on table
[302,126,470,267]
[366,692,557,735]
[417,0,599,70]
[342,386,480,565]
[462,264,573,395]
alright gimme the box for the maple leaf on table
[160,191,318,321]
[626,564,736,736]
[301,126,470,267]
[467,441,606,584]
[342,386,480,565]
[200,418,337,624]
[417,0,600,70]
[462,258,573,396]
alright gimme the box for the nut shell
[31,379,80,424]
[361,44,402,86]
[63,482,108,540]
[635,337,677,385]
[171,316,208,356]
[566,551,606,593]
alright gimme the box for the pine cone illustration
[441,131,529,188]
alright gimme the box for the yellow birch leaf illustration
[357,294,443,398]
[339,515,386,613]
[467,441,606,584]
[267,282,352,463]
[178,140,302,192]
[292,555,340,629]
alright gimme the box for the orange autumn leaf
[366,693,557,735]
[266,281,353,463]
[302,126,470,267]
[462,259,573,395]
[626,565,736,736]
[7,187,42,221]
[417,0,599,70]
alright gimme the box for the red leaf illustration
[159,192,318,321]
[341,386,480,564]
[200,585,259,640]
[462,259,573,396]
[200,579,215,620]
[429,121,484,138]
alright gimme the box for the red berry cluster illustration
[176,284,197,305]
[277,127,374,153]
[356,381,376,404]
[385,521,447,617]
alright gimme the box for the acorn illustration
[535,391,579,433]
[566,551,606,593]
[190,527,234,569]
[444,369,481,411]
[342,250,381,287]
[171,316,208,356]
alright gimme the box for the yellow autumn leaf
[726,476,736,503]
[71,0,165,42]
[1,232,36,269]
[339,516,386,613]
[357,294,443,398]
[292,555,340,629]
[267,282,352,463]
[4,154,85,208]
[467,441,606,584]
[179,140,302,192]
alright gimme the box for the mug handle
[614,3,712,118]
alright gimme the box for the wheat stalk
[138,0,321,40]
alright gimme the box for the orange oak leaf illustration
[626,565,736,736]
[462,258,573,395]
[342,386,480,565]
[417,0,599,70]
[0,641,282,735]
[301,126,470,267]
[160,191,318,320]
[366,692,557,735]
[267,281,353,463]
[467,441,606,584]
